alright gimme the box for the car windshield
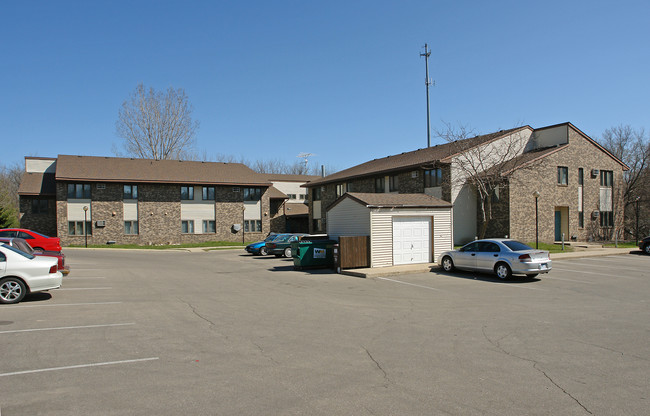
[14,240,34,254]
[265,234,280,242]
[1,244,35,259]
[502,240,533,251]
[275,235,293,243]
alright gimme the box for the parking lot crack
[179,298,220,331]
[362,345,391,387]
[482,326,593,415]
[251,341,280,365]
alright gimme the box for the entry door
[554,211,562,241]
[392,217,431,265]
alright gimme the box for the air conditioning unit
[96,183,106,189]
[95,220,106,227]
[591,169,599,178]
[233,187,240,193]
[591,210,600,219]
[412,171,418,178]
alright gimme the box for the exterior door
[555,210,562,241]
[392,217,431,265]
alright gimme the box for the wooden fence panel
[340,236,370,269]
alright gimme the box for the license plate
[540,263,547,270]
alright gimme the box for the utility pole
[420,43,433,147]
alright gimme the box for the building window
[336,183,347,197]
[182,220,195,234]
[202,186,215,200]
[287,194,297,199]
[600,170,613,187]
[31,199,49,214]
[600,211,614,228]
[244,220,261,232]
[424,168,442,187]
[312,187,322,201]
[124,185,138,200]
[68,221,92,236]
[67,183,91,199]
[300,194,307,200]
[389,175,399,192]
[202,220,216,233]
[124,221,139,235]
[375,177,385,193]
[578,212,584,228]
[243,187,261,201]
[578,168,584,185]
[491,186,500,203]
[557,167,568,185]
[181,186,194,200]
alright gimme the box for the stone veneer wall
[56,182,270,246]
[480,183,510,239]
[19,196,57,237]
[508,127,625,243]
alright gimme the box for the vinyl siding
[326,198,370,239]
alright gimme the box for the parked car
[439,239,552,280]
[639,236,650,255]
[0,237,69,275]
[0,228,62,252]
[265,234,307,258]
[245,233,283,256]
[0,244,63,304]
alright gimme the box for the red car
[0,229,62,252]
[0,237,69,275]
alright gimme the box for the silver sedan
[439,239,552,279]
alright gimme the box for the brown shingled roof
[55,155,270,186]
[267,186,288,199]
[263,173,322,182]
[329,192,452,211]
[18,173,56,196]
[284,202,309,216]
[306,126,531,187]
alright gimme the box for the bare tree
[0,163,23,228]
[600,125,650,239]
[436,122,535,239]
[116,83,199,160]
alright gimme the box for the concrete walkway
[340,247,638,278]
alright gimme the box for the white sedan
[0,243,63,304]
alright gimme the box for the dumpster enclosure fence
[339,236,370,269]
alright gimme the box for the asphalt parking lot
[1,249,649,415]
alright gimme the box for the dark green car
[265,234,306,257]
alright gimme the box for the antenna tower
[297,153,315,170]
[420,43,434,147]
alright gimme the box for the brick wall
[19,196,57,237]
[508,128,625,243]
[56,182,270,246]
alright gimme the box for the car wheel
[494,263,512,280]
[259,247,268,256]
[0,277,27,304]
[284,247,292,258]
[644,244,650,255]
[441,256,454,272]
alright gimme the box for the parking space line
[0,357,159,377]
[0,323,135,334]
[64,276,106,279]
[58,287,113,291]
[560,260,646,273]
[10,302,122,308]
[377,277,442,291]
[551,266,635,278]
[544,276,598,284]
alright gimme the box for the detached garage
[326,193,453,268]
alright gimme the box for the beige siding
[326,198,370,239]
[123,200,138,221]
[370,208,453,267]
[67,200,92,221]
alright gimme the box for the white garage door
[392,216,431,265]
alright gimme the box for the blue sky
[2,0,648,172]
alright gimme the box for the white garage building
[326,193,453,268]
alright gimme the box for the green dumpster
[291,240,337,270]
